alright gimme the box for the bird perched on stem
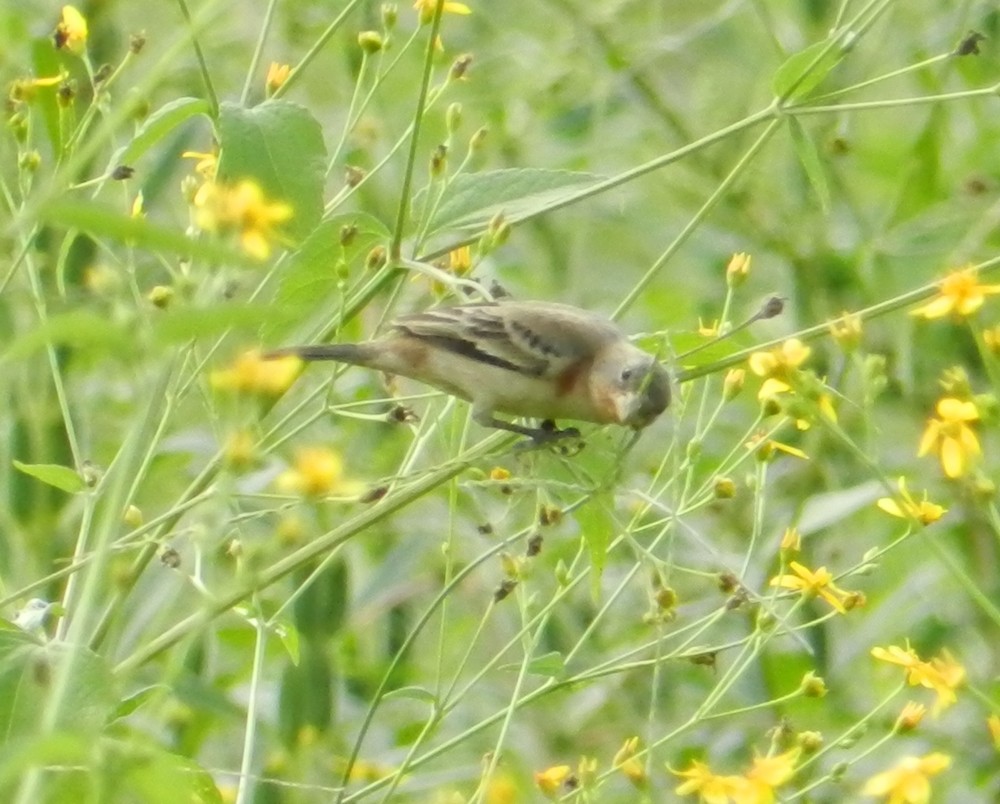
[266,300,671,443]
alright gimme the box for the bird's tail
[264,343,377,367]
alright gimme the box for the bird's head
[599,350,671,429]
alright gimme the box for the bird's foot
[514,420,585,455]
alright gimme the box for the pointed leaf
[12,461,85,494]
[772,40,845,100]
[788,118,830,213]
[110,97,212,169]
[425,168,603,234]
[275,620,300,665]
[578,492,615,600]
[381,686,438,705]
[111,684,169,721]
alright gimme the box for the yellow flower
[987,714,1000,751]
[613,736,647,789]
[54,6,88,55]
[748,339,811,400]
[769,561,857,614]
[277,446,359,498]
[533,765,571,799]
[485,772,517,804]
[9,72,67,103]
[266,62,291,95]
[729,748,800,804]
[745,432,810,462]
[911,265,1000,319]
[917,397,980,478]
[828,310,863,350]
[894,701,927,733]
[223,430,258,471]
[861,752,951,803]
[210,349,301,396]
[182,150,219,180]
[871,644,965,714]
[780,527,801,553]
[876,477,946,526]
[414,0,471,24]
[449,245,472,275]
[672,760,738,804]
[194,179,293,260]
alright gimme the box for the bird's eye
[621,368,633,382]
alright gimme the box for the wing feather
[391,301,624,379]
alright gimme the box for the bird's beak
[613,392,643,427]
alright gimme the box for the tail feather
[264,343,374,366]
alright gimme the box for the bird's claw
[514,421,585,454]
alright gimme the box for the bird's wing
[392,301,623,379]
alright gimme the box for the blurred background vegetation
[1,0,999,802]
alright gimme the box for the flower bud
[147,285,174,309]
[381,3,398,29]
[450,53,473,81]
[723,368,745,401]
[713,476,736,499]
[469,126,488,152]
[446,102,462,134]
[358,31,384,54]
[726,252,751,287]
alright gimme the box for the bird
[266,299,671,443]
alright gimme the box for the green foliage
[2,1,999,803]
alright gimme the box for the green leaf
[772,40,844,100]
[577,492,616,600]
[381,686,438,705]
[0,630,119,739]
[275,620,300,666]
[152,303,292,344]
[0,732,91,794]
[111,685,168,721]
[217,100,328,240]
[798,481,883,535]
[293,557,349,641]
[109,97,212,170]
[788,118,830,213]
[38,199,258,266]
[12,460,85,494]
[104,742,222,804]
[0,310,133,365]
[277,643,333,746]
[424,168,603,234]
[526,651,565,679]
[265,213,390,341]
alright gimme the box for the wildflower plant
[1,2,999,803]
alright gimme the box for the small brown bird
[267,300,671,442]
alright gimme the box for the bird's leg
[473,409,580,444]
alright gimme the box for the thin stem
[389,7,447,262]
[175,0,220,117]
